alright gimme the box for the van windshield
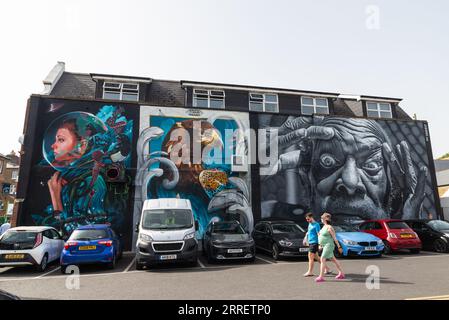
[142,209,193,230]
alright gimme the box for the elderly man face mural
[265,116,428,221]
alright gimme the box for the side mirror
[195,220,199,231]
[135,223,139,233]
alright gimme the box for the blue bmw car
[60,224,123,273]
[334,225,384,257]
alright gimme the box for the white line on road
[197,259,206,269]
[255,256,275,264]
[34,266,61,279]
[123,257,136,273]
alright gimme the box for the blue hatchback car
[334,225,384,257]
[60,224,122,273]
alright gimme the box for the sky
[0,0,448,158]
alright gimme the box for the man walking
[303,213,328,277]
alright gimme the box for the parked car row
[0,224,123,273]
[1,198,448,272]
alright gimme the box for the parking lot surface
[1,250,449,300]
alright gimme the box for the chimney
[42,61,65,95]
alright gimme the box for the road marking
[255,256,275,264]
[406,294,449,300]
[197,259,206,269]
[123,257,136,273]
[34,266,61,279]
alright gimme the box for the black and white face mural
[259,115,437,223]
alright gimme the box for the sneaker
[303,272,314,277]
[335,273,345,280]
[315,276,325,283]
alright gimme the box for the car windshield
[212,223,245,234]
[0,231,38,243]
[272,224,305,234]
[333,225,357,232]
[387,221,410,230]
[70,229,109,241]
[142,209,193,230]
[427,220,449,231]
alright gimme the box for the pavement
[1,250,449,300]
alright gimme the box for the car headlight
[279,240,293,247]
[342,239,358,246]
[139,233,153,243]
[377,240,384,245]
[184,232,196,240]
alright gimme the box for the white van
[135,198,199,269]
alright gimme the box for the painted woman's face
[51,128,78,160]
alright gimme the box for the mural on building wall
[259,115,437,223]
[134,106,252,238]
[32,105,133,237]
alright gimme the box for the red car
[358,219,422,254]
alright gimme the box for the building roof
[50,72,96,98]
[47,69,412,120]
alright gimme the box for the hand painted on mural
[382,141,428,219]
[261,116,430,222]
[47,171,67,214]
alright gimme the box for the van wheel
[36,253,48,272]
[383,241,392,254]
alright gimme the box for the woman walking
[315,213,345,283]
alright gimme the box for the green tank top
[318,225,334,246]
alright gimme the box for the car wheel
[60,265,67,274]
[136,262,145,270]
[383,241,392,254]
[36,253,48,272]
[107,254,117,269]
[272,243,279,260]
[410,248,420,254]
[433,239,448,253]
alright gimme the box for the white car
[0,226,64,272]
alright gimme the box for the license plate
[227,249,243,254]
[299,248,309,253]
[79,245,97,251]
[365,247,377,251]
[5,254,25,260]
[400,234,413,239]
[160,254,177,260]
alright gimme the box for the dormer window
[366,101,392,118]
[249,93,278,112]
[301,96,329,115]
[103,82,139,102]
[193,88,225,108]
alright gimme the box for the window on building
[366,101,393,119]
[301,97,329,115]
[103,82,139,102]
[249,93,278,113]
[0,161,3,174]
[11,170,18,181]
[193,89,225,109]
[9,184,16,195]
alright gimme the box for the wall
[17,97,440,249]
[21,98,138,249]
[133,106,253,245]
